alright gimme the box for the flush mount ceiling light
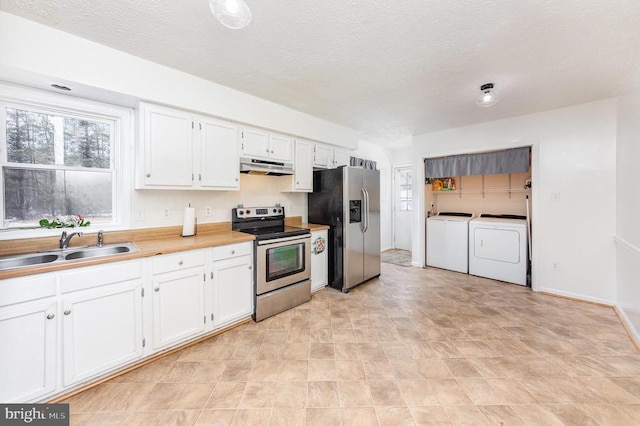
[476,83,500,107]
[209,0,252,29]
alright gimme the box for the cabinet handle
[235,178,239,182]
[266,149,269,153]
[154,287,160,292]
[211,272,213,279]
[248,265,252,270]
[231,250,235,255]
[47,313,55,320]
[271,150,274,154]
[64,309,71,315]
[178,260,184,265]
[146,173,151,178]
[296,181,299,185]
[199,173,202,181]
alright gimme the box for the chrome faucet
[59,231,83,249]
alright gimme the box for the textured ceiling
[2,0,640,147]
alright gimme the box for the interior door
[393,166,412,250]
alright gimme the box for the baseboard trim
[538,288,615,308]
[614,305,640,353]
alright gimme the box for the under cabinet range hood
[240,157,294,176]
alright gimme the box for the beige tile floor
[64,263,640,425]
[380,249,412,267]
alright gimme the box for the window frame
[0,83,132,239]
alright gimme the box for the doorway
[392,165,412,251]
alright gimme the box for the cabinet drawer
[60,260,142,294]
[0,274,56,307]
[152,250,205,275]
[213,242,252,261]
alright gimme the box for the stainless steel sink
[0,243,138,271]
[0,253,60,271]
[64,243,137,260]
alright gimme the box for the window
[398,169,412,211]
[1,85,131,230]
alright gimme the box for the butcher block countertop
[0,223,254,280]
[0,217,328,280]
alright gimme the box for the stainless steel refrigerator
[308,166,380,292]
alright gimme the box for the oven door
[256,234,311,295]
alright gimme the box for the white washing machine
[468,216,528,285]
[426,213,473,273]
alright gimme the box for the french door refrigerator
[308,166,380,292]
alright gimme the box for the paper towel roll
[182,206,196,237]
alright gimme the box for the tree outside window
[3,107,114,227]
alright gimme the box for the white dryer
[468,216,528,285]
[426,213,473,273]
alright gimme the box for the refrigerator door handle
[360,188,367,232]
[363,188,369,233]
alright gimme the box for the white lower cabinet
[212,243,253,327]
[311,229,328,292]
[59,261,144,387]
[151,251,207,350]
[0,297,57,402]
[0,242,255,402]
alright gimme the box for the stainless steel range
[232,206,311,321]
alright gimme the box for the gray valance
[424,147,530,178]
[350,156,377,170]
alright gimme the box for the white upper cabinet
[141,103,193,187]
[241,127,293,163]
[199,118,240,190]
[138,102,240,190]
[333,147,351,168]
[269,133,294,162]
[282,139,313,192]
[313,143,351,169]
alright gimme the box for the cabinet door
[311,230,328,292]
[62,280,143,387]
[213,255,253,327]
[199,118,240,189]
[152,267,206,350]
[241,127,270,159]
[313,144,334,168]
[269,133,293,162]
[333,148,351,168]
[0,299,57,402]
[294,139,313,192]
[142,104,194,187]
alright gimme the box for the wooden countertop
[0,217,329,280]
[0,226,254,280]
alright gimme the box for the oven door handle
[257,234,311,245]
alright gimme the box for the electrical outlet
[551,262,560,271]
[205,206,212,217]
[161,208,171,219]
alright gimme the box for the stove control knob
[245,210,250,215]
[273,209,276,213]
[278,209,282,213]
[238,210,244,215]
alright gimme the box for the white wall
[0,11,360,232]
[132,174,307,228]
[353,141,393,251]
[413,99,617,304]
[615,89,640,340]
[0,12,358,149]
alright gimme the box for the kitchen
[1,1,640,424]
